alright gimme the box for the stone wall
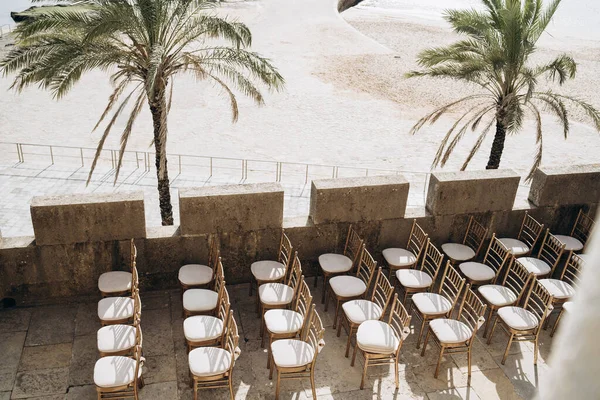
[1,165,599,305]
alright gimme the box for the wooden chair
[458,234,511,286]
[97,311,142,357]
[179,236,220,293]
[487,279,553,365]
[412,261,466,348]
[382,219,428,279]
[540,252,583,335]
[184,285,230,352]
[317,225,364,304]
[183,258,225,318]
[98,239,137,298]
[325,245,377,330]
[98,277,140,327]
[478,258,532,338]
[351,293,411,390]
[517,229,565,278]
[263,278,313,368]
[555,209,595,253]
[269,305,325,400]
[94,345,144,399]
[249,231,293,298]
[338,268,394,357]
[258,252,302,317]
[189,313,240,400]
[421,286,486,382]
[498,212,544,256]
[441,216,488,264]
[396,240,444,305]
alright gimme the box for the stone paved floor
[0,281,553,399]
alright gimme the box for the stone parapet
[528,164,600,207]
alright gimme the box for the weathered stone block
[309,175,409,224]
[426,170,520,216]
[30,192,146,246]
[179,183,284,236]
[528,164,600,207]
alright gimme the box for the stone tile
[426,386,482,400]
[0,309,31,333]
[0,392,9,400]
[494,352,550,400]
[139,381,178,400]
[69,334,97,387]
[66,384,96,400]
[11,367,69,399]
[141,291,171,311]
[479,331,532,358]
[469,369,523,400]
[409,359,468,393]
[74,303,101,337]
[144,354,177,385]
[25,306,76,346]
[19,343,72,371]
[143,309,174,357]
[450,339,498,374]
[0,332,26,392]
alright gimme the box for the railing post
[178,155,182,174]
[16,143,22,163]
[135,152,140,169]
[209,157,213,177]
[80,148,84,167]
[365,168,369,177]
[19,143,24,162]
[305,165,309,184]
[49,146,54,164]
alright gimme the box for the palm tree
[1,0,284,225]
[407,0,600,179]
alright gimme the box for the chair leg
[416,316,427,349]
[486,315,499,345]
[351,342,359,367]
[533,338,539,365]
[310,368,317,399]
[551,309,565,337]
[420,326,431,357]
[467,347,472,382]
[333,300,340,330]
[483,307,494,338]
[324,284,330,311]
[394,356,399,389]
[269,355,275,380]
[360,354,369,390]
[345,326,353,358]
[193,380,198,400]
[434,347,445,378]
[501,333,514,365]
[337,316,343,338]
[402,288,408,306]
[275,370,281,400]
[228,374,234,400]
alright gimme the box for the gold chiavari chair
[396,240,444,305]
[94,344,144,399]
[258,252,302,320]
[179,235,220,293]
[442,216,488,264]
[421,286,486,382]
[498,212,544,256]
[98,276,140,327]
[412,261,466,348]
[382,219,429,279]
[184,285,230,352]
[269,305,325,400]
[555,209,595,253]
[250,231,293,298]
[317,225,364,303]
[351,293,411,390]
[487,279,553,365]
[97,311,142,357]
[459,234,512,286]
[189,313,240,400]
[99,239,138,298]
[517,229,565,278]
[183,258,225,318]
[338,268,394,357]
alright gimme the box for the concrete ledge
[310,175,409,224]
[179,183,284,235]
[528,164,600,207]
[30,192,146,246]
[426,170,520,216]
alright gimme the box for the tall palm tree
[1,0,284,225]
[407,0,600,179]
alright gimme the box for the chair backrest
[462,216,488,257]
[457,286,486,345]
[133,289,142,315]
[482,234,511,277]
[213,257,225,292]
[132,345,143,393]
[504,258,532,304]
[369,268,394,315]
[523,279,553,335]
[286,252,302,292]
[223,313,240,369]
[387,294,411,356]
[571,209,595,246]
[437,261,466,309]
[419,240,444,281]
[356,246,377,293]
[517,212,544,253]
[278,231,294,269]
[131,264,139,293]
[293,278,313,322]
[130,239,137,269]
[216,285,230,321]
[302,305,325,365]
[406,220,429,261]
[537,230,566,276]
[135,323,143,348]
[208,235,221,273]
[343,225,364,269]
[561,253,584,289]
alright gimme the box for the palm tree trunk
[486,117,506,170]
[149,88,174,226]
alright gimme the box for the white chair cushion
[251,260,286,281]
[98,271,132,294]
[459,262,496,282]
[342,300,383,325]
[498,238,529,256]
[412,293,452,316]
[478,285,518,307]
[562,301,574,313]
[518,257,551,277]
[178,264,213,286]
[382,248,417,267]
[183,289,219,312]
[329,275,367,298]
[396,269,432,289]
[184,316,224,342]
[539,279,575,300]
[188,347,231,377]
[442,243,476,262]
[356,320,399,354]
[554,235,584,252]
[98,297,134,321]
[429,319,472,344]
[271,339,315,367]
[97,325,136,353]
[94,356,140,388]
[258,283,294,305]
[497,306,539,330]
[264,309,304,334]
[318,253,353,273]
